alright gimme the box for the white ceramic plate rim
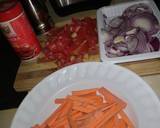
[11,62,160,128]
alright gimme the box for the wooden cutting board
[14,52,160,92]
[13,12,160,92]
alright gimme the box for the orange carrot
[76,112,93,121]
[101,116,116,128]
[32,124,40,128]
[83,95,103,106]
[55,98,66,104]
[71,111,84,120]
[47,100,71,127]
[68,114,78,128]
[72,104,95,113]
[75,103,116,121]
[98,87,125,105]
[71,110,78,115]
[86,103,125,128]
[32,87,134,128]
[119,111,135,128]
[39,107,61,128]
[69,95,96,105]
[72,88,98,96]
[100,102,117,112]
[59,100,72,117]
[54,116,69,128]
[116,119,126,128]
[81,91,97,97]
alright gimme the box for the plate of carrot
[11,62,160,128]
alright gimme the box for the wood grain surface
[14,52,160,92]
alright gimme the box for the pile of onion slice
[102,3,160,58]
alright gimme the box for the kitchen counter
[1,0,160,128]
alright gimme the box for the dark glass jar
[20,0,53,35]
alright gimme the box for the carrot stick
[71,94,103,108]
[101,116,116,128]
[68,115,78,128]
[47,100,72,127]
[81,91,97,97]
[54,116,69,128]
[59,100,72,117]
[116,119,126,128]
[100,103,117,112]
[119,111,135,128]
[73,101,83,106]
[76,103,115,121]
[72,104,95,113]
[75,112,93,121]
[83,95,103,106]
[55,98,66,104]
[32,87,134,128]
[71,110,78,115]
[69,95,97,106]
[86,103,125,128]
[72,88,98,96]
[32,124,40,128]
[98,87,125,104]
[39,106,61,128]
[71,111,84,120]
[85,104,97,111]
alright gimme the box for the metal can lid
[0,0,23,22]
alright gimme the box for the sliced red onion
[105,32,114,42]
[126,28,138,35]
[125,35,138,53]
[108,16,124,28]
[109,28,120,36]
[149,37,160,51]
[107,47,125,57]
[148,27,160,41]
[135,30,149,53]
[109,16,130,36]
[101,30,114,43]
[114,43,128,52]
[146,43,154,52]
[103,3,160,58]
[123,3,153,17]
[129,12,159,34]
[103,16,112,30]
[105,52,118,58]
[105,42,128,57]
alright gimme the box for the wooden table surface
[13,10,160,94]
[14,52,160,92]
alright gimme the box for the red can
[0,0,41,60]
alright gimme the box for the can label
[0,12,41,60]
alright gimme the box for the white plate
[97,0,160,63]
[11,62,160,128]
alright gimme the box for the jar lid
[0,0,23,22]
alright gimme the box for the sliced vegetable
[119,111,135,128]
[123,3,153,17]
[72,88,98,96]
[32,87,134,128]
[102,3,160,58]
[129,12,159,34]
[149,37,160,51]
[44,17,98,68]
